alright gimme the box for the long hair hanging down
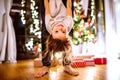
[43,35,72,59]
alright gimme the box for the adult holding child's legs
[34,0,79,78]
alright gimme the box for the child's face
[51,24,67,41]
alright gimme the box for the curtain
[0,0,17,63]
[104,1,120,80]
[0,0,5,53]
[104,0,120,58]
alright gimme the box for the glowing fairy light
[21,0,26,24]
[21,0,41,52]
[30,0,40,38]
[73,0,96,45]
[25,38,34,50]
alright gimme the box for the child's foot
[64,65,79,76]
[34,66,49,78]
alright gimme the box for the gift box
[84,58,95,66]
[34,58,43,67]
[94,57,107,64]
[71,59,86,68]
[72,55,95,60]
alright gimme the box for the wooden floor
[0,58,120,80]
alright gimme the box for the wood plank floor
[0,58,120,80]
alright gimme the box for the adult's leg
[34,66,49,78]
[42,52,51,67]
[62,52,79,76]
[34,52,51,78]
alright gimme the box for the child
[34,0,79,77]
[45,0,74,41]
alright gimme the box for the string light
[73,0,96,45]
[21,0,26,24]
[21,0,41,52]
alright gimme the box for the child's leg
[44,0,50,15]
[66,0,72,16]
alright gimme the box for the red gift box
[72,56,82,61]
[71,59,86,68]
[72,55,94,60]
[84,58,95,66]
[34,58,43,67]
[94,57,107,64]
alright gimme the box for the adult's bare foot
[34,66,49,78]
[64,65,79,76]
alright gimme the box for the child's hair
[43,35,72,60]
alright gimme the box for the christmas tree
[73,0,96,45]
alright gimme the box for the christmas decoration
[71,59,86,68]
[84,58,95,66]
[94,57,107,64]
[73,0,96,45]
[21,0,41,53]
[71,55,107,68]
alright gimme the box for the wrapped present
[72,55,95,60]
[94,57,107,64]
[84,58,95,66]
[71,59,86,68]
[34,58,43,67]
[72,56,82,61]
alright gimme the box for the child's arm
[66,0,72,16]
[44,0,50,15]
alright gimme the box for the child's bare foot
[34,66,49,78]
[64,65,79,76]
